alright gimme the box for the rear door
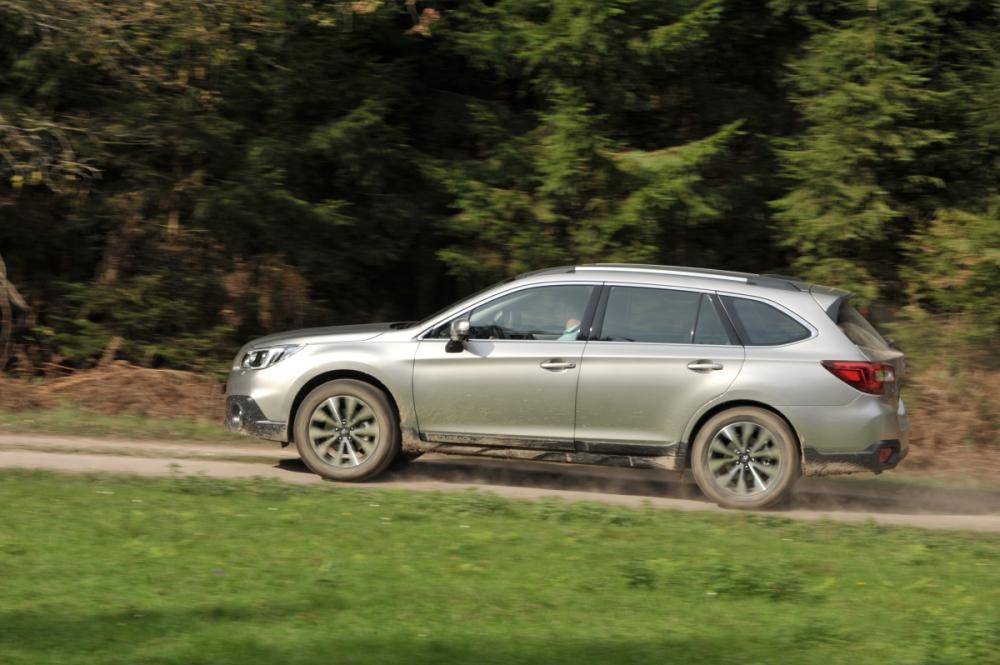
[573,285,744,454]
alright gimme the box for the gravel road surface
[1,434,998,532]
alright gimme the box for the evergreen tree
[771,0,951,304]
[0,0,996,372]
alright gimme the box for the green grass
[1,471,997,665]
[0,404,246,442]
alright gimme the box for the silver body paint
[225,265,909,476]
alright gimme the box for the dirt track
[1,434,998,532]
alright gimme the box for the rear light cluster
[821,360,896,395]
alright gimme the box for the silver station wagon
[225,264,909,509]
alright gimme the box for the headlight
[240,344,305,370]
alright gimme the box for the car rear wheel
[294,379,400,481]
[690,407,799,510]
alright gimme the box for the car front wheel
[294,379,400,481]
[690,407,800,510]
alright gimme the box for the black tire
[690,407,800,510]
[390,451,424,470]
[293,379,400,481]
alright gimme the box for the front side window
[723,296,811,346]
[433,285,595,341]
[599,287,724,344]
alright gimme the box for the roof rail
[747,275,803,291]
[575,264,751,283]
[760,272,802,282]
[519,263,810,292]
[756,272,808,291]
[515,265,576,279]
[576,263,812,291]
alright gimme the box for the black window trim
[583,284,610,341]
[588,283,737,346]
[716,292,817,347]
[706,292,741,346]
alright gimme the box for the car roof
[517,263,838,293]
[413,263,850,335]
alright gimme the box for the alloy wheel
[704,421,783,497]
[308,395,381,468]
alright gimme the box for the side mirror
[450,318,470,342]
[446,318,470,353]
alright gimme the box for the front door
[413,283,598,449]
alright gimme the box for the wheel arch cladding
[288,369,400,444]
[683,400,802,468]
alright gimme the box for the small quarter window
[723,296,810,346]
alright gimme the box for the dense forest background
[0,0,997,376]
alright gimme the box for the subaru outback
[225,264,909,509]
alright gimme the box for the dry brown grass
[0,375,49,411]
[902,369,1000,476]
[0,361,224,421]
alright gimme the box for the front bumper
[224,395,287,442]
[802,439,908,476]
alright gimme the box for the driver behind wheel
[556,299,582,340]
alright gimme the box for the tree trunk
[97,194,144,285]
[0,251,29,370]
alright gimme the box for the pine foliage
[0,0,996,369]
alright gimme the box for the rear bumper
[224,395,288,442]
[783,394,909,469]
[802,439,908,476]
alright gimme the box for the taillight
[821,360,896,395]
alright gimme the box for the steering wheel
[484,324,507,340]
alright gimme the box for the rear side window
[601,287,700,343]
[836,303,890,351]
[722,296,811,346]
[599,287,733,344]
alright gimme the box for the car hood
[247,323,395,348]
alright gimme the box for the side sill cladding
[401,429,685,471]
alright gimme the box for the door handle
[540,360,577,371]
[687,360,724,372]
